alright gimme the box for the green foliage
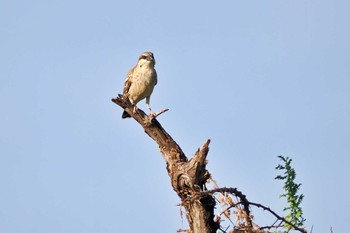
[275,155,306,232]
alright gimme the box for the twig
[200,187,253,227]
[247,202,307,233]
[201,187,307,233]
[152,108,169,118]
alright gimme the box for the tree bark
[112,95,219,233]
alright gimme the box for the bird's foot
[149,111,156,117]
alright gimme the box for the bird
[121,52,158,118]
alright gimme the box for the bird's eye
[141,55,147,59]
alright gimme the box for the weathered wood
[112,95,218,233]
[111,95,308,233]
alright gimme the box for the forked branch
[112,95,217,233]
[112,95,307,233]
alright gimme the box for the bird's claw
[133,106,138,113]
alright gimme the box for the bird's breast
[128,68,156,104]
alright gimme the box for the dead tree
[112,95,307,233]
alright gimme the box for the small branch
[248,202,307,233]
[200,187,307,233]
[201,187,252,227]
[152,108,169,118]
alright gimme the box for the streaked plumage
[122,52,157,118]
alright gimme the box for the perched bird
[121,52,158,118]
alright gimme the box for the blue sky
[1,0,349,232]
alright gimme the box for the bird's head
[138,52,155,68]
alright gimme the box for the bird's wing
[154,71,158,86]
[123,67,135,94]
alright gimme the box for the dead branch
[201,187,307,233]
[112,95,217,233]
[112,95,307,233]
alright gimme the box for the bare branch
[200,187,252,227]
[112,95,217,233]
[200,187,307,233]
[112,95,307,233]
[152,108,169,118]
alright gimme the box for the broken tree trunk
[112,95,219,233]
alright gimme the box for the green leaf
[275,155,306,230]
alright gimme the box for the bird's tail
[122,110,131,118]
